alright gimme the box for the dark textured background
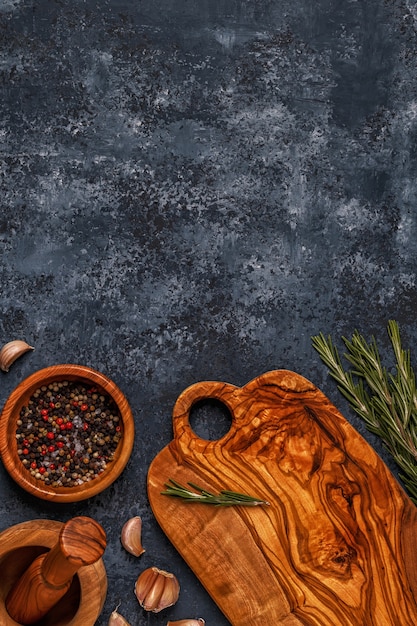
[1,0,417,624]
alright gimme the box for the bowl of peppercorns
[0,364,135,502]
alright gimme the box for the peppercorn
[16,380,123,487]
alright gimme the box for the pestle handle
[6,516,106,625]
[42,515,106,586]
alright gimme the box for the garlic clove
[167,617,206,626]
[135,566,180,613]
[121,516,145,557]
[108,607,131,625]
[0,340,34,372]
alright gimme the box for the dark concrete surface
[1,0,417,624]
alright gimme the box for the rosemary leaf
[312,321,417,505]
[161,479,270,507]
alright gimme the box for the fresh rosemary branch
[312,320,417,504]
[161,478,270,507]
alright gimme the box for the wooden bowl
[0,364,135,502]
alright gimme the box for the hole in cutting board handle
[188,399,232,441]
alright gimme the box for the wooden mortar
[0,518,107,626]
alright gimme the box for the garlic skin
[0,340,34,372]
[167,617,206,626]
[108,608,131,625]
[135,566,180,613]
[121,516,145,557]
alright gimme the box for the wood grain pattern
[0,364,135,502]
[147,370,417,626]
[0,519,107,626]
[6,516,106,625]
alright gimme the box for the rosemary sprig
[161,478,270,507]
[312,320,417,504]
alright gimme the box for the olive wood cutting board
[147,370,417,625]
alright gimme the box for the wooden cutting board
[147,370,417,625]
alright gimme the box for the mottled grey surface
[1,0,417,624]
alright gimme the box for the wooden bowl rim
[0,364,135,503]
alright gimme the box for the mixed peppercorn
[16,380,122,487]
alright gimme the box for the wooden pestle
[5,516,106,625]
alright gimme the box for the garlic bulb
[108,607,131,625]
[121,516,145,557]
[0,340,34,372]
[167,617,206,626]
[135,566,180,613]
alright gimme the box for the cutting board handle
[172,380,239,447]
